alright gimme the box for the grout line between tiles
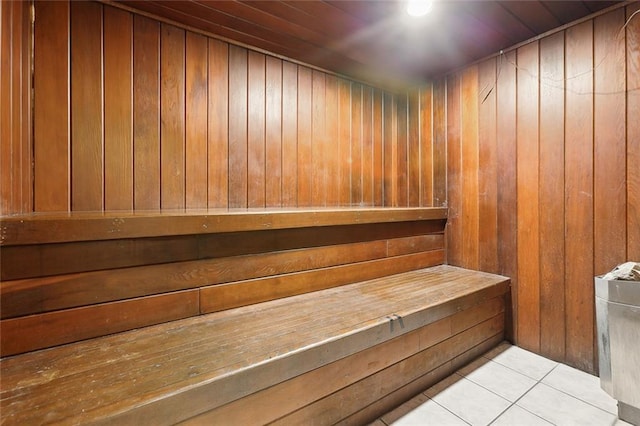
[419,392,472,426]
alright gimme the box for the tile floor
[372,342,631,426]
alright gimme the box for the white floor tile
[483,344,557,381]
[381,393,431,424]
[386,398,469,426]
[542,363,618,414]
[425,374,511,426]
[490,405,553,426]
[517,383,618,426]
[458,357,537,402]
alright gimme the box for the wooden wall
[0,0,32,215]
[0,0,447,215]
[443,2,640,373]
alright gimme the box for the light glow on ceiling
[406,0,433,17]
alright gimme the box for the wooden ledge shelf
[0,207,447,246]
[0,265,509,425]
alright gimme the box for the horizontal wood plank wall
[19,0,445,214]
[442,3,638,373]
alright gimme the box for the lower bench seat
[0,265,510,425]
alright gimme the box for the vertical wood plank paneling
[461,66,479,270]
[564,20,594,372]
[133,15,160,210]
[383,93,394,206]
[207,39,229,208]
[71,1,104,212]
[362,86,373,206]
[228,45,248,208]
[539,32,565,361]
[266,56,283,207]
[351,84,362,204]
[34,1,69,212]
[281,61,297,206]
[312,70,326,205]
[338,78,352,206]
[325,75,339,206]
[516,41,540,353]
[372,89,384,206]
[408,91,420,207]
[628,3,640,260]
[432,79,447,208]
[446,74,462,266]
[478,59,498,273]
[420,85,433,207]
[160,24,186,209]
[104,6,133,211]
[185,32,208,209]
[496,51,517,342]
[594,9,626,276]
[1,0,13,214]
[248,51,266,207]
[1,0,32,215]
[297,66,312,206]
[396,94,408,207]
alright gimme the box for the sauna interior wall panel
[0,0,32,215]
[441,4,638,373]
[17,0,444,215]
[564,20,595,372]
[628,2,640,260]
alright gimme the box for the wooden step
[0,265,509,425]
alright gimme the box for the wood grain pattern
[71,1,104,211]
[408,91,420,207]
[228,45,248,208]
[200,250,445,313]
[446,74,462,266]
[362,86,374,206]
[420,85,433,207]
[0,290,199,357]
[266,56,283,207]
[185,32,208,208]
[564,20,595,372]
[594,9,626,276]
[34,1,69,212]
[432,78,447,208]
[248,51,267,207]
[628,2,640,260]
[516,41,540,353]
[351,84,363,204]
[339,78,352,205]
[461,65,479,270]
[133,15,161,210]
[0,0,32,215]
[312,70,327,206]
[373,89,384,206]
[383,92,394,206]
[297,66,312,206]
[160,24,186,209]
[181,297,503,425]
[0,265,507,425]
[325,75,340,206]
[281,61,298,206]
[208,39,229,208]
[477,59,498,274]
[396,93,408,207]
[104,6,134,210]
[495,50,518,343]
[539,31,565,361]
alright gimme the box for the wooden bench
[0,208,510,424]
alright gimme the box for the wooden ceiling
[117,0,619,88]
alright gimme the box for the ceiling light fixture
[406,0,433,17]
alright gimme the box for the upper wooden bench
[1,265,510,425]
[0,208,447,356]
